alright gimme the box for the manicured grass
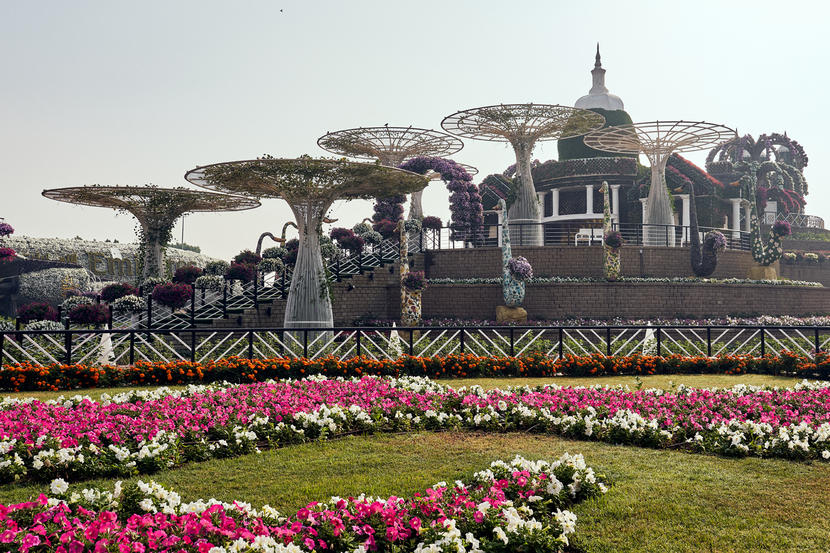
[0,432,826,552]
[0,374,807,402]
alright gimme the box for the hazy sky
[1,1,827,260]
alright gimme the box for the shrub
[203,260,230,276]
[151,283,193,309]
[352,222,372,235]
[68,303,109,326]
[337,234,365,254]
[225,262,255,283]
[361,230,383,246]
[61,295,93,312]
[422,216,443,230]
[194,274,225,291]
[373,218,398,239]
[773,220,792,237]
[0,222,14,237]
[329,227,353,241]
[112,294,146,314]
[24,320,65,331]
[402,271,427,292]
[17,302,58,324]
[258,257,284,275]
[603,230,624,250]
[100,282,139,303]
[172,265,202,285]
[507,257,533,281]
[261,246,287,260]
[233,249,262,266]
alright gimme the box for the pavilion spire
[590,43,608,94]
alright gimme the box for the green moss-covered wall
[558,108,636,161]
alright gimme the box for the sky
[1,0,827,260]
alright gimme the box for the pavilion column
[585,184,595,215]
[551,188,560,217]
[676,194,690,244]
[284,201,333,330]
[408,190,423,220]
[610,185,620,223]
[141,221,168,281]
[730,198,742,240]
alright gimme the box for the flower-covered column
[600,182,621,281]
[397,220,421,326]
[738,161,792,268]
[499,199,525,307]
[285,199,333,329]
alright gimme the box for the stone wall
[424,246,756,280]
[780,264,830,287]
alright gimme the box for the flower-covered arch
[372,157,482,240]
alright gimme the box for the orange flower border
[1,350,827,393]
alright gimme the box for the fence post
[509,327,514,357]
[303,330,308,358]
[0,332,4,367]
[146,294,153,329]
[190,285,196,327]
[253,275,259,312]
[409,329,414,356]
[190,329,196,363]
[356,330,361,357]
[705,327,711,357]
[222,282,228,318]
[656,327,662,357]
[815,327,821,372]
[606,327,612,356]
[459,329,465,354]
[64,330,72,365]
[558,327,564,360]
[760,328,765,357]
[248,330,254,360]
[129,330,135,366]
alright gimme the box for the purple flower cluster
[402,270,427,291]
[421,216,442,230]
[151,282,193,309]
[507,256,533,281]
[0,222,13,238]
[0,247,15,261]
[68,303,109,326]
[603,231,623,250]
[772,220,792,237]
[704,230,727,252]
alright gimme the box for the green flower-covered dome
[558,46,636,160]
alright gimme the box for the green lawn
[0,432,826,552]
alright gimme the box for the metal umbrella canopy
[442,104,605,245]
[42,185,260,279]
[185,156,427,329]
[317,126,464,167]
[583,121,736,246]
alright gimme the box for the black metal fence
[2,324,829,368]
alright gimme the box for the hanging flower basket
[100,282,139,303]
[402,271,427,292]
[151,282,193,309]
[17,302,58,324]
[507,257,533,281]
[603,231,624,251]
[68,303,109,326]
[772,220,792,237]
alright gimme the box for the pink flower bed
[0,378,828,484]
[0,454,606,553]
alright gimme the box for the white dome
[574,45,625,111]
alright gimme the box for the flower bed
[0,453,605,553]
[0,376,828,485]
[0,351,828,392]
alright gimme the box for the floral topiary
[0,222,14,238]
[261,246,287,260]
[24,319,64,331]
[603,231,624,250]
[194,274,225,291]
[329,227,353,242]
[337,234,365,255]
[351,222,372,236]
[0,247,16,262]
[68,303,109,326]
[233,249,262,266]
[402,271,427,292]
[422,216,443,231]
[203,260,230,276]
[507,257,533,281]
[100,282,139,303]
[17,302,58,324]
[258,257,284,275]
[172,265,202,285]
[373,219,398,239]
[704,230,727,252]
[225,262,255,283]
[360,230,383,246]
[112,294,146,314]
[151,282,193,309]
[61,295,93,312]
[773,220,792,237]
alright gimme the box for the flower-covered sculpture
[737,161,792,266]
[397,220,422,326]
[599,182,621,281]
[498,199,528,307]
[688,180,726,277]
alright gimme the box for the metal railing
[423,222,751,250]
[762,212,825,229]
[3,324,830,369]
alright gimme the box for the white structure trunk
[284,201,333,330]
[644,159,675,246]
[507,140,543,246]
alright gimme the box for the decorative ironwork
[317,126,463,167]
[185,156,427,330]
[584,121,736,246]
[442,104,605,245]
[42,186,259,279]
